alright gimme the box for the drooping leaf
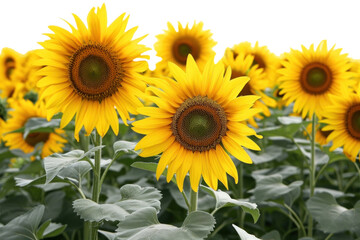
[114,207,215,240]
[201,185,260,223]
[306,192,360,234]
[23,117,61,138]
[247,145,284,164]
[0,205,45,240]
[44,146,103,184]
[113,140,138,157]
[73,184,161,222]
[232,224,261,240]
[251,174,303,204]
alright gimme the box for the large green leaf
[201,185,260,223]
[44,146,103,184]
[232,224,261,240]
[0,205,45,240]
[23,117,61,138]
[251,174,303,204]
[113,207,215,240]
[306,192,360,234]
[73,184,161,222]
[257,116,307,139]
[246,145,284,164]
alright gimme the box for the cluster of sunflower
[1,3,360,194]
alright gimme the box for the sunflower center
[69,44,122,102]
[252,54,266,69]
[172,37,200,65]
[172,96,227,152]
[300,63,332,94]
[25,132,50,147]
[346,105,360,139]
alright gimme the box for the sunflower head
[231,41,279,87]
[154,22,216,73]
[0,48,23,82]
[36,4,149,140]
[222,49,277,127]
[132,55,262,192]
[2,99,67,159]
[322,94,360,162]
[278,40,353,119]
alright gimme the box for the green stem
[353,161,360,181]
[181,191,190,209]
[189,188,198,213]
[325,233,334,240]
[283,203,306,237]
[100,153,123,187]
[80,135,91,240]
[238,163,245,228]
[90,131,102,240]
[308,113,317,237]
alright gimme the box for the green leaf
[23,117,61,138]
[42,223,67,238]
[251,174,303,204]
[115,207,215,240]
[169,180,215,211]
[252,166,299,180]
[306,192,360,234]
[0,205,45,240]
[131,162,176,184]
[201,185,260,223]
[44,146,103,184]
[247,145,284,164]
[261,230,281,240]
[232,224,261,240]
[277,116,303,125]
[73,184,161,222]
[113,140,138,157]
[36,219,51,239]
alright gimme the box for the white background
[1,0,359,69]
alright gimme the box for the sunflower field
[1,3,360,240]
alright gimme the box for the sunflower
[222,49,276,127]
[278,40,353,119]
[232,41,279,87]
[0,48,22,82]
[2,99,67,159]
[37,4,149,140]
[321,94,360,161]
[154,22,216,73]
[305,123,331,146]
[132,55,261,192]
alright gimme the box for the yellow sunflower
[154,22,216,73]
[132,55,261,192]
[278,40,353,119]
[322,94,360,162]
[37,4,149,140]
[222,49,276,127]
[0,48,23,82]
[232,41,279,87]
[305,123,331,146]
[2,99,67,159]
